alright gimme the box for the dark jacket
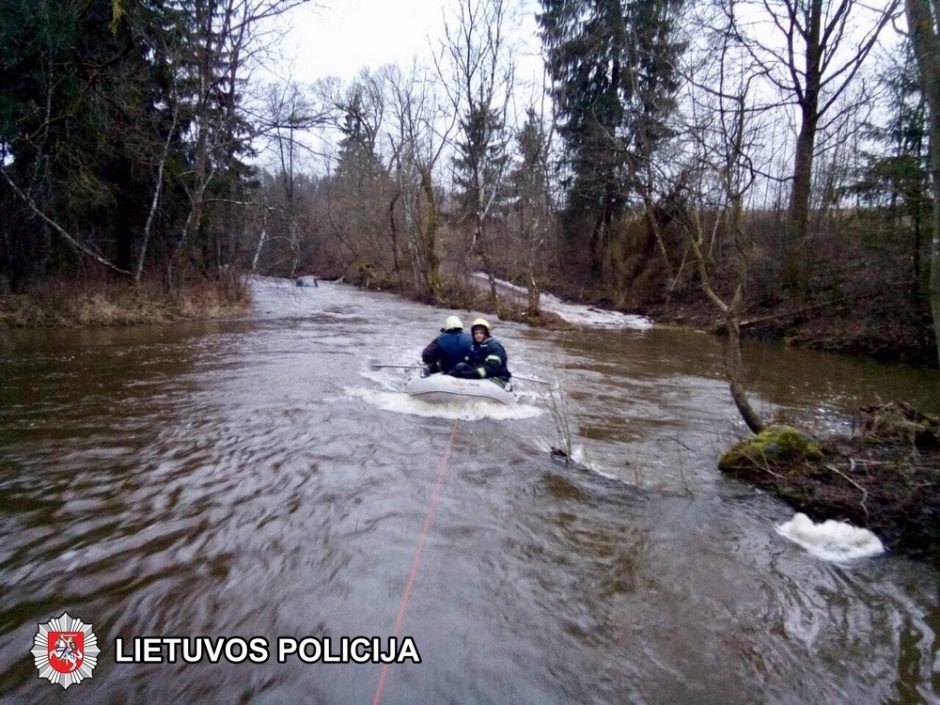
[458,335,511,381]
[422,330,472,373]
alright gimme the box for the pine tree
[0,0,167,284]
[509,107,554,314]
[452,104,510,224]
[537,0,684,278]
[851,40,929,286]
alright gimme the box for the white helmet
[471,318,492,333]
[443,315,464,331]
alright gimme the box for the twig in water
[754,453,788,481]
[667,436,694,452]
[826,463,869,520]
[545,383,572,461]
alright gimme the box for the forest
[1,0,938,368]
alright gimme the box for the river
[0,277,937,704]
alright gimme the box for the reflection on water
[0,278,936,705]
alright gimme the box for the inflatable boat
[403,373,515,405]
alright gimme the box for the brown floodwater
[0,278,937,704]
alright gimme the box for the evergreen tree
[538,0,684,277]
[510,108,551,210]
[334,89,384,185]
[0,0,294,289]
[853,43,928,211]
[0,0,166,285]
[452,104,510,222]
[851,41,930,302]
[509,107,554,314]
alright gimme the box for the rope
[372,421,459,705]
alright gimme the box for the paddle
[368,358,553,386]
[368,360,423,371]
[511,374,555,386]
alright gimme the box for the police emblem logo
[32,612,100,689]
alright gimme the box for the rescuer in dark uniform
[422,315,472,375]
[451,318,511,386]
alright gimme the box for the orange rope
[372,421,459,705]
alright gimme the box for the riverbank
[541,263,935,367]
[334,270,575,330]
[643,293,935,367]
[335,264,936,365]
[0,275,250,327]
[718,405,940,563]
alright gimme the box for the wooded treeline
[0,0,304,290]
[1,0,938,367]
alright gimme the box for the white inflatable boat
[403,374,515,405]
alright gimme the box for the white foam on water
[344,385,543,421]
[530,438,608,473]
[360,367,407,392]
[775,512,885,562]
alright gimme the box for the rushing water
[0,278,937,705]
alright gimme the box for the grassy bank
[0,275,250,328]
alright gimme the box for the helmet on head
[470,318,491,334]
[443,315,464,331]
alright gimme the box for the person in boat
[422,315,472,375]
[451,318,511,386]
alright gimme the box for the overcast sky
[253,0,546,171]
[272,0,544,90]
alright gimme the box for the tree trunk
[786,0,823,285]
[526,214,541,316]
[137,100,179,283]
[419,167,443,303]
[642,195,674,287]
[388,191,402,285]
[185,0,218,274]
[905,0,940,366]
[287,219,300,279]
[788,111,817,245]
[589,212,604,278]
[724,316,765,434]
[250,208,267,274]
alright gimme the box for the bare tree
[167,0,311,286]
[725,0,900,272]
[262,80,329,277]
[384,63,456,302]
[137,80,181,283]
[437,0,514,314]
[681,22,768,433]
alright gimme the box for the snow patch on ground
[470,272,653,330]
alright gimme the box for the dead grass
[0,275,250,328]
